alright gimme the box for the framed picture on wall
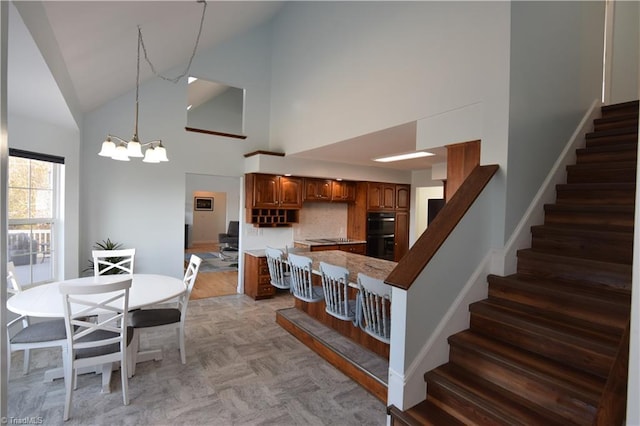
[194,197,214,211]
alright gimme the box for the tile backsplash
[293,203,348,239]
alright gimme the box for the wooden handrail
[594,319,630,425]
[385,164,499,290]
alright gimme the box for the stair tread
[427,364,570,425]
[530,223,634,239]
[390,400,466,426]
[594,112,639,124]
[567,161,637,170]
[489,273,631,302]
[518,247,633,270]
[544,203,634,213]
[470,298,622,349]
[449,330,605,402]
[557,182,636,190]
[585,126,639,139]
[601,100,639,113]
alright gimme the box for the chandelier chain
[138,0,207,84]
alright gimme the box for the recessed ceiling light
[374,151,434,163]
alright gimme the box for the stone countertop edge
[293,239,367,246]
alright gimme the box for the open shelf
[248,208,299,227]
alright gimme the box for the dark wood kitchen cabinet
[331,181,356,202]
[244,253,275,300]
[247,173,302,209]
[395,185,410,211]
[394,211,409,261]
[245,173,302,227]
[304,178,333,201]
[367,182,396,210]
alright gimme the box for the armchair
[218,221,239,247]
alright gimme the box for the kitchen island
[281,250,397,359]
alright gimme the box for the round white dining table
[7,273,185,318]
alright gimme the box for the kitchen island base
[276,307,388,402]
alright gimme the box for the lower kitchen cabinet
[244,253,275,300]
[339,243,366,255]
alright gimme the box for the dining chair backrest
[180,255,202,313]
[320,262,355,321]
[288,253,324,303]
[92,248,136,276]
[265,247,290,290]
[59,278,133,421]
[7,261,22,295]
[357,273,392,344]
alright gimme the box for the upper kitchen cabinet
[331,180,356,202]
[304,178,356,202]
[367,182,396,210]
[395,184,411,211]
[304,178,333,201]
[247,173,303,209]
[245,173,302,227]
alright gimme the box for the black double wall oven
[366,212,395,261]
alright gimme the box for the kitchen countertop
[293,238,367,246]
[244,248,395,283]
[293,250,396,283]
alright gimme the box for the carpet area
[185,252,238,272]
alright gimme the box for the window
[7,150,63,285]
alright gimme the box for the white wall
[610,0,639,104]
[505,1,605,239]
[81,22,274,278]
[269,1,512,247]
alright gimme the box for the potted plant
[84,238,125,275]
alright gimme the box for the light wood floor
[186,243,239,300]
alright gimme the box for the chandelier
[99,0,207,163]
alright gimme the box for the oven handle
[368,234,395,238]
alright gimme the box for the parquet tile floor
[7,292,386,426]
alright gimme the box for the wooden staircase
[389,100,638,425]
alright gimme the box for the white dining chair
[59,278,133,421]
[92,248,136,276]
[6,261,68,376]
[356,273,392,344]
[288,253,324,303]
[319,261,356,322]
[265,246,290,290]
[129,255,202,374]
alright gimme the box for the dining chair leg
[22,348,30,375]
[121,355,129,406]
[178,326,186,364]
[129,329,140,377]
[62,348,72,421]
[101,363,112,394]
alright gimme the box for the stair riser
[425,380,516,426]
[469,315,614,378]
[544,211,634,228]
[585,134,638,148]
[448,347,596,424]
[566,168,636,184]
[516,255,631,289]
[555,188,635,205]
[593,119,638,132]
[601,102,640,118]
[576,149,637,164]
[530,233,633,264]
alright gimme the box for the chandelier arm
[139,0,207,84]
